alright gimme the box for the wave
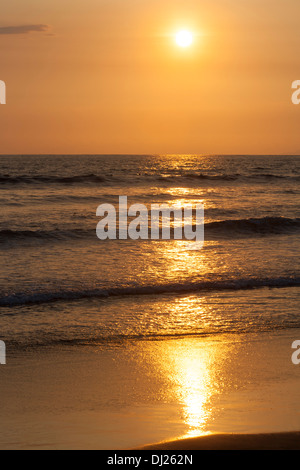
[1,171,300,186]
[158,173,300,183]
[158,173,239,183]
[1,276,299,307]
[0,174,107,185]
[186,173,240,181]
[1,217,299,244]
[205,217,300,234]
[0,228,89,242]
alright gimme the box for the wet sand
[0,330,299,449]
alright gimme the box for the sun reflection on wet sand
[144,336,231,439]
[174,350,213,437]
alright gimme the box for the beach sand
[138,432,300,450]
[0,330,299,449]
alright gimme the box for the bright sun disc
[176,30,193,47]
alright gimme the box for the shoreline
[138,431,300,450]
[1,331,299,449]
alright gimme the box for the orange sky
[0,0,300,154]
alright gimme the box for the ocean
[0,154,299,448]
[1,154,299,346]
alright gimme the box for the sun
[175,30,193,48]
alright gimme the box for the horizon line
[1,153,300,157]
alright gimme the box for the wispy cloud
[0,24,51,35]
